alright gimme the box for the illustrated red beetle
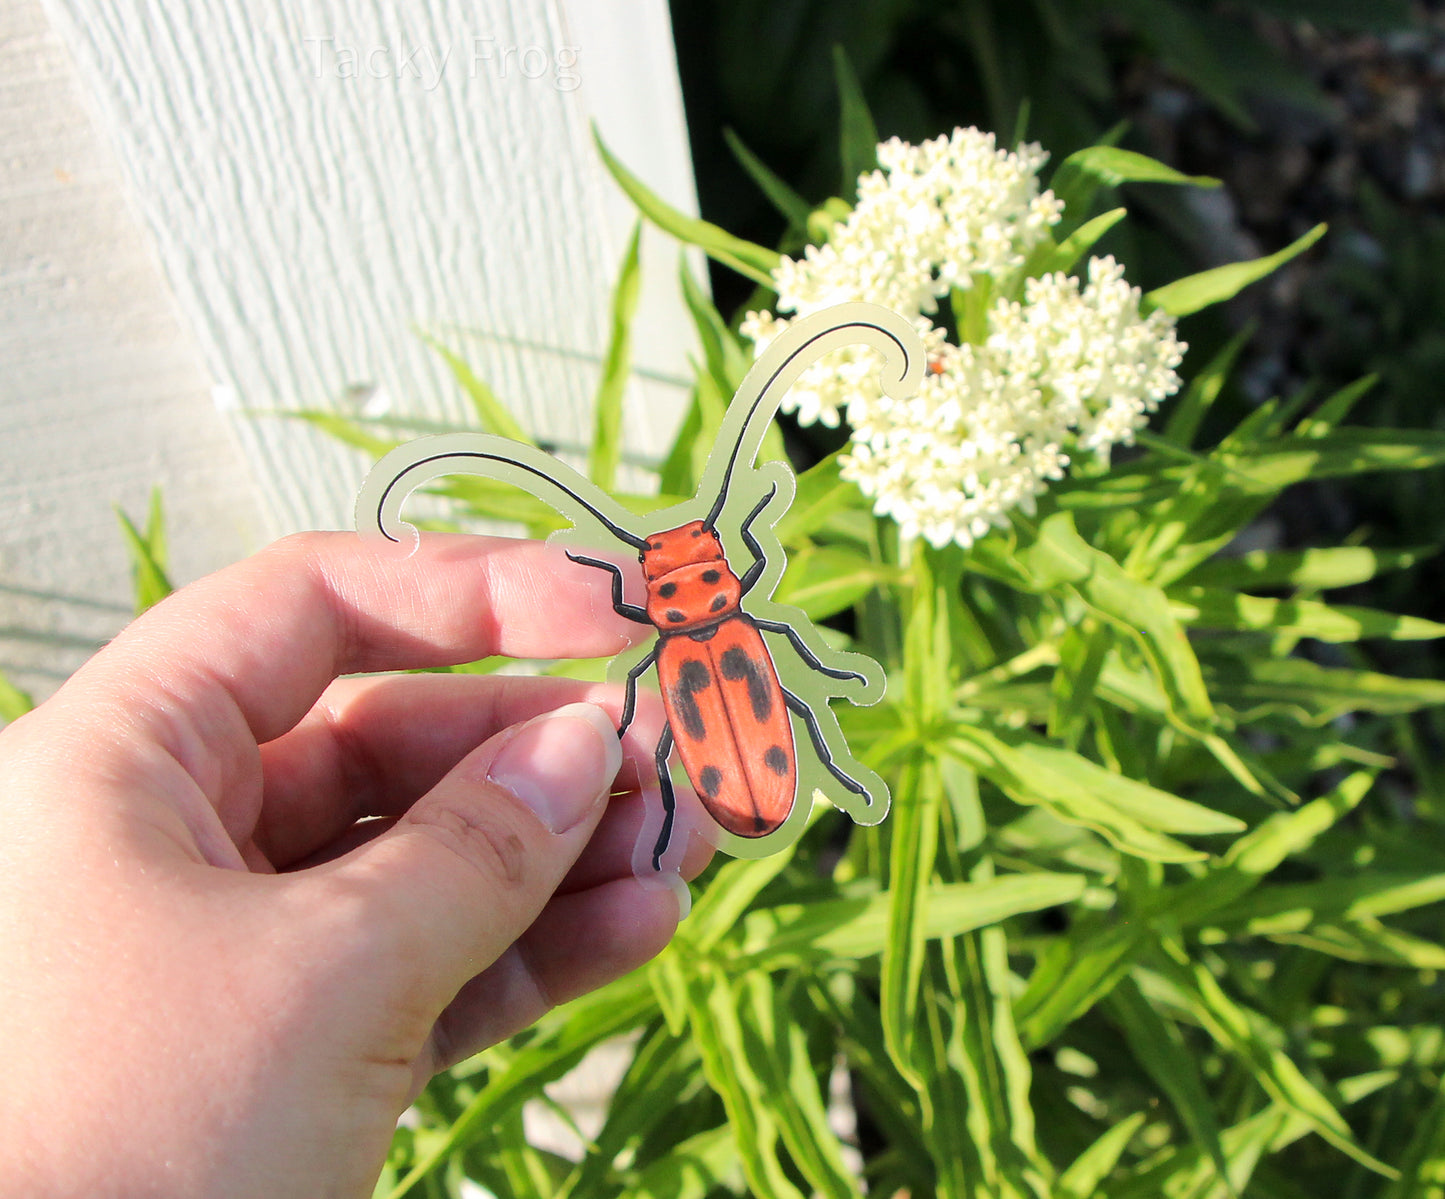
[359,304,923,868]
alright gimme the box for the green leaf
[724,128,812,229]
[940,755,986,852]
[930,925,1049,1198]
[775,545,901,621]
[1033,207,1126,277]
[627,1128,742,1199]
[1016,922,1146,1049]
[1148,947,1399,1179]
[678,257,747,392]
[595,127,780,287]
[1112,1075,1395,1199]
[1052,144,1217,221]
[1147,224,1327,317]
[1110,2,1257,129]
[682,840,800,953]
[1059,145,1220,191]
[739,978,864,1199]
[683,967,806,1199]
[426,476,570,532]
[658,374,727,498]
[881,757,941,1087]
[1183,545,1431,591]
[1166,771,1373,925]
[1230,427,1445,485]
[0,669,34,722]
[1381,1071,1445,1199]
[831,45,879,192]
[420,334,534,445]
[1011,512,1215,729]
[813,981,931,1174]
[1171,587,1445,642]
[1269,919,1445,969]
[774,453,860,546]
[918,971,981,1199]
[1056,1111,1146,1199]
[1045,123,1123,223]
[948,728,1211,862]
[739,873,1087,966]
[976,913,1048,1183]
[1210,869,1445,931]
[1005,737,1244,835]
[1162,325,1251,449]
[806,196,855,245]
[1048,620,1109,747]
[1110,1103,1292,1199]
[1208,657,1445,726]
[1295,375,1377,438]
[115,488,173,615]
[382,975,656,1198]
[559,1023,698,1199]
[589,221,642,491]
[283,410,401,457]
[1108,976,1237,1196]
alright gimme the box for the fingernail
[481,703,622,834]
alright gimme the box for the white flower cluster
[741,128,1186,549]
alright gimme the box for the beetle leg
[752,616,867,684]
[565,551,650,623]
[780,686,872,805]
[736,484,778,596]
[652,723,676,871]
[618,644,659,738]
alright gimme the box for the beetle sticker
[357,303,925,874]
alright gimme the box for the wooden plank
[37,0,699,530]
[0,0,261,696]
[3,0,700,698]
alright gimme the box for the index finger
[61,531,646,749]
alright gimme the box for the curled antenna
[359,437,648,552]
[701,305,923,531]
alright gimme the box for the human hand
[0,533,708,1197]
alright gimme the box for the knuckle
[407,795,528,889]
[512,938,557,1013]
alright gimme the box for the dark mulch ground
[1116,6,1445,629]
[1123,4,1445,407]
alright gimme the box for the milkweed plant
[21,94,1445,1199]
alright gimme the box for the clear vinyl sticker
[357,303,925,894]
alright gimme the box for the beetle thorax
[641,522,742,633]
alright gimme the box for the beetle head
[639,521,724,581]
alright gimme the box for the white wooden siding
[1,0,700,699]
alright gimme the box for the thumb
[316,701,622,1012]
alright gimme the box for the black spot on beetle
[670,659,711,739]
[659,581,677,598]
[666,609,686,624]
[754,815,766,832]
[699,765,722,797]
[649,540,662,550]
[764,745,788,775]
[710,594,728,612]
[689,625,720,642]
[701,569,720,584]
[691,528,703,537]
[720,646,773,721]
